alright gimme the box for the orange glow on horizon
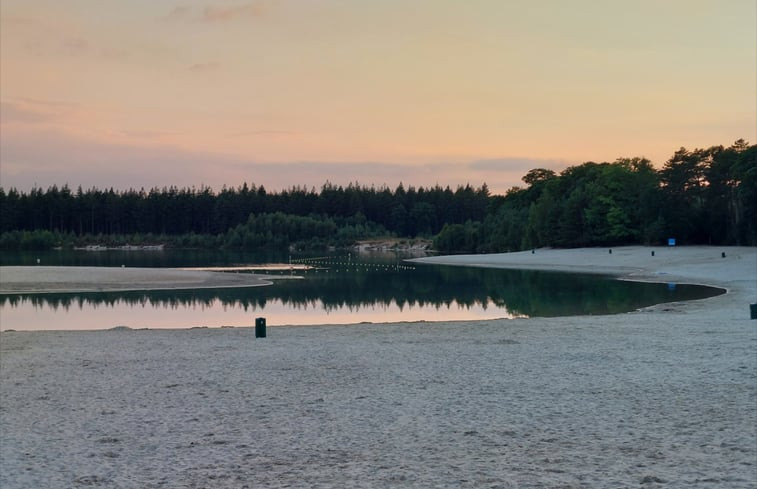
[1,1,754,193]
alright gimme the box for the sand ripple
[1,316,755,488]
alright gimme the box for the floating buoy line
[287,255,416,273]
[188,256,416,276]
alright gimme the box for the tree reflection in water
[0,263,724,319]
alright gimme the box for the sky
[1,0,755,195]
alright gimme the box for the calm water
[0,250,724,331]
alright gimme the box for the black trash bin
[255,317,267,338]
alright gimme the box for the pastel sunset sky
[1,0,755,195]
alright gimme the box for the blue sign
[668,238,676,246]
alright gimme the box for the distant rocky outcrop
[74,244,165,251]
[352,239,431,253]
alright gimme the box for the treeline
[434,139,756,251]
[224,212,390,250]
[0,182,488,249]
[0,212,392,251]
[1,139,754,251]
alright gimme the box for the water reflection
[0,262,724,331]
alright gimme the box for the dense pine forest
[1,140,754,251]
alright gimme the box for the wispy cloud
[0,98,79,125]
[0,102,54,124]
[202,3,265,22]
[468,157,570,173]
[118,130,182,140]
[0,129,215,190]
[0,98,572,194]
[11,97,80,109]
[62,36,89,54]
[161,3,266,23]
[2,16,38,26]
[5,14,127,61]
[0,126,538,194]
[188,62,221,72]
[99,48,130,61]
[21,36,92,57]
[161,6,192,22]
[230,130,295,137]
[462,158,573,191]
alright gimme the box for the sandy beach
[413,246,757,319]
[1,246,755,487]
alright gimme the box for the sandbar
[412,245,757,320]
[0,266,274,294]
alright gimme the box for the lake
[0,250,724,331]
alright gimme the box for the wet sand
[1,246,755,487]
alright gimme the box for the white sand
[1,246,755,488]
[0,266,274,294]
[412,246,757,321]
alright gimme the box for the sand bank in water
[1,246,755,487]
[411,245,755,286]
[412,245,756,319]
[0,266,273,294]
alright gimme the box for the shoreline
[410,245,755,283]
[410,245,756,317]
[2,247,756,487]
[0,246,754,326]
[0,266,275,295]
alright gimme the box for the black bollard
[721,252,726,258]
[255,317,266,338]
[609,249,612,254]
[651,250,655,256]
[750,304,757,320]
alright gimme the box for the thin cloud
[202,3,265,22]
[230,130,296,137]
[0,102,54,124]
[159,3,267,24]
[62,37,89,53]
[118,130,181,140]
[0,128,509,194]
[0,98,78,125]
[23,41,46,57]
[100,48,130,61]
[2,16,38,26]
[11,97,80,109]
[468,157,570,173]
[160,6,192,21]
[188,62,221,72]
